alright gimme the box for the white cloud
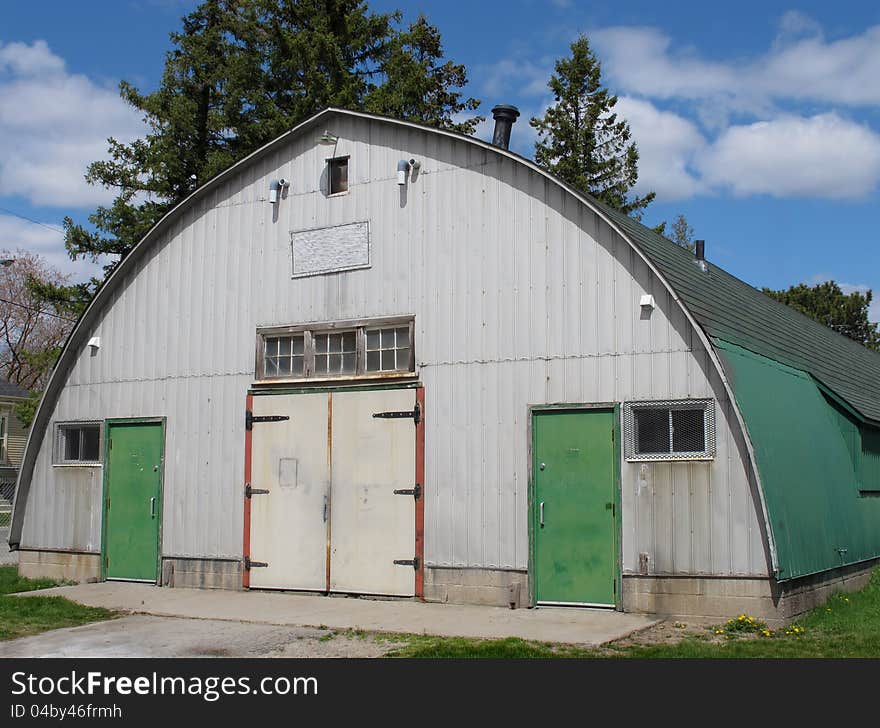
[837,282,880,324]
[0,40,146,207]
[593,20,880,109]
[774,10,823,43]
[697,113,880,199]
[615,97,705,200]
[476,57,553,100]
[592,27,739,105]
[0,214,107,282]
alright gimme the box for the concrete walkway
[19,582,659,646]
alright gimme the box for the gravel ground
[0,527,16,565]
[0,615,404,658]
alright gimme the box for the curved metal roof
[10,108,777,570]
[600,206,880,424]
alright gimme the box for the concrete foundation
[621,574,776,623]
[773,558,880,621]
[160,558,243,590]
[18,550,100,583]
[622,558,880,625]
[424,567,528,608]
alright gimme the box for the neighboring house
[0,380,29,510]
[9,107,880,623]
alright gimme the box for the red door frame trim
[242,393,253,588]
[415,386,425,599]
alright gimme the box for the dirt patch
[269,632,405,658]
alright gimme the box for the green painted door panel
[104,422,163,581]
[534,410,616,605]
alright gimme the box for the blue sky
[2,1,879,319]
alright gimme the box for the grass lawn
[385,568,880,658]
[0,566,115,641]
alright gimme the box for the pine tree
[364,15,482,134]
[530,35,653,216]
[53,0,480,306]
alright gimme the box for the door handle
[540,501,544,527]
[150,497,156,518]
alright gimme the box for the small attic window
[328,156,349,195]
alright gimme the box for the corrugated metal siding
[20,114,767,576]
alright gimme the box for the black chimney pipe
[491,104,520,149]
[695,239,705,261]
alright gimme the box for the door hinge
[245,483,270,498]
[393,483,422,499]
[244,556,268,570]
[245,410,290,430]
[393,557,420,570]
[373,401,421,425]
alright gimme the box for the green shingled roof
[597,203,880,424]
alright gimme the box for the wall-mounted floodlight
[317,130,338,145]
[397,159,410,185]
[87,336,101,352]
[639,294,656,310]
[269,178,290,204]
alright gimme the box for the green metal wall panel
[860,427,880,492]
[716,340,880,580]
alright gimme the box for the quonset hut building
[10,107,880,622]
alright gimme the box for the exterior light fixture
[269,178,290,204]
[397,159,410,185]
[317,130,338,145]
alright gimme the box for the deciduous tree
[0,250,73,400]
[764,281,879,351]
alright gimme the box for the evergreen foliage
[530,35,653,216]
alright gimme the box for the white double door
[248,388,417,596]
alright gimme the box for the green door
[534,409,617,605]
[104,421,163,581]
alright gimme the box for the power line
[0,206,65,236]
[0,296,76,323]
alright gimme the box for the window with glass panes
[314,331,357,375]
[257,319,414,380]
[365,326,410,372]
[623,399,715,461]
[54,422,102,464]
[264,334,305,377]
